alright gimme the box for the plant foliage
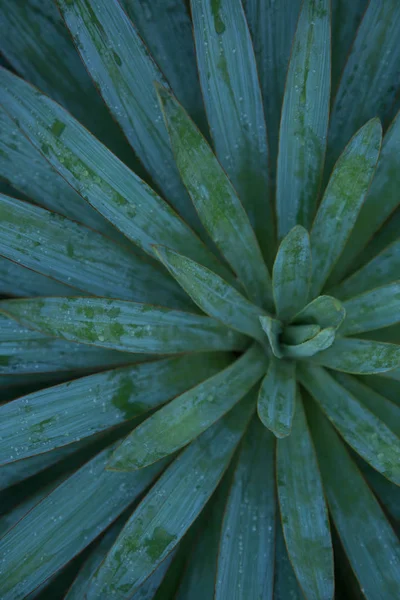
[1,1,400,598]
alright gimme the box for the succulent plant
[1,0,400,598]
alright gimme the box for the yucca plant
[1,0,400,598]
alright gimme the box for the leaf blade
[308,403,400,599]
[340,283,400,335]
[107,345,266,470]
[276,0,330,236]
[156,84,273,309]
[277,391,333,600]
[299,364,400,484]
[258,358,296,438]
[0,353,231,465]
[154,245,265,341]
[215,418,275,600]
[85,393,256,599]
[273,226,311,321]
[0,297,247,354]
[191,0,275,264]
[310,118,382,297]
[309,337,400,374]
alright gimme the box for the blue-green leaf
[57,0,200,230]
[215,418,275,599]
[332,372,400,437]
[310,337,400,374]
[308,404,400,599]
[340,283,400,335]
[327,1,400,174]
[175,474,231,600]
[328,108,400,285]
[258,358,296,438]
[107,345,265,471]
[244,0,302,179]
[120,0,205,129]
[361,375,400,406]
[85,394,255,599]
[0,106,123,240]
[0,256,77,298]
[331,239,400,301]
[274,521,305,600]
[358,459,400,524]
[276,0,330,236]
[273,226,311,322]
[277,391,333,600]
[292,295,345,330]
[0,353,231,465]
[156,84,273,309]
[0,445,166,600]
[154,245,265,341]
[281,328,335,359]
[0,314,145,376]
[0,297,246,354]
[310,119,382,297]
[191,0,275,265]
[282,324,321,345]
[0,0,135,163]
[299,364,400,484]
[259,316,283,359]
[0,68,226,277]
[0,195,189,307]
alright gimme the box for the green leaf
[107,345,265,471]
[244,0,302,180]
[258,358,296,438]
[0,195,189,308]
[332,372,400,437]
[329,113,400,287]
[57,0,200,231]
[0,256,77,298]
[327,1,400,175]
[273,226,311,322]
[331,239,400,301]
[0,482,57,538]
[0,107,122,240]
[0,68,227,278]
[191,0,275,265]
[0,445,166,599]
[308,403,400,599]
[277,392,333,600]
[292,295,346,330]
[309,337,400,374]
[120,0,205,130]
[154,245,265,341]
[274,521,305,600]
[84,393,255,599]
[282,324,321,345]
[340,283,400,335]
[281,328,335,359]
[176,474,231,600]
[310,119,382,297]
[0,353,231,465]
[215,418,275,599]
[331,0,368,92]
[259,316,283,359]
[0,0,136,164]
[0,297,247,354]
[276,0,330,236]
[299,364,400,485]
[0,314,147,376]
[359,323,400,345]
[156,84,273,309]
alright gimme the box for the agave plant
[1,0,400,598]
